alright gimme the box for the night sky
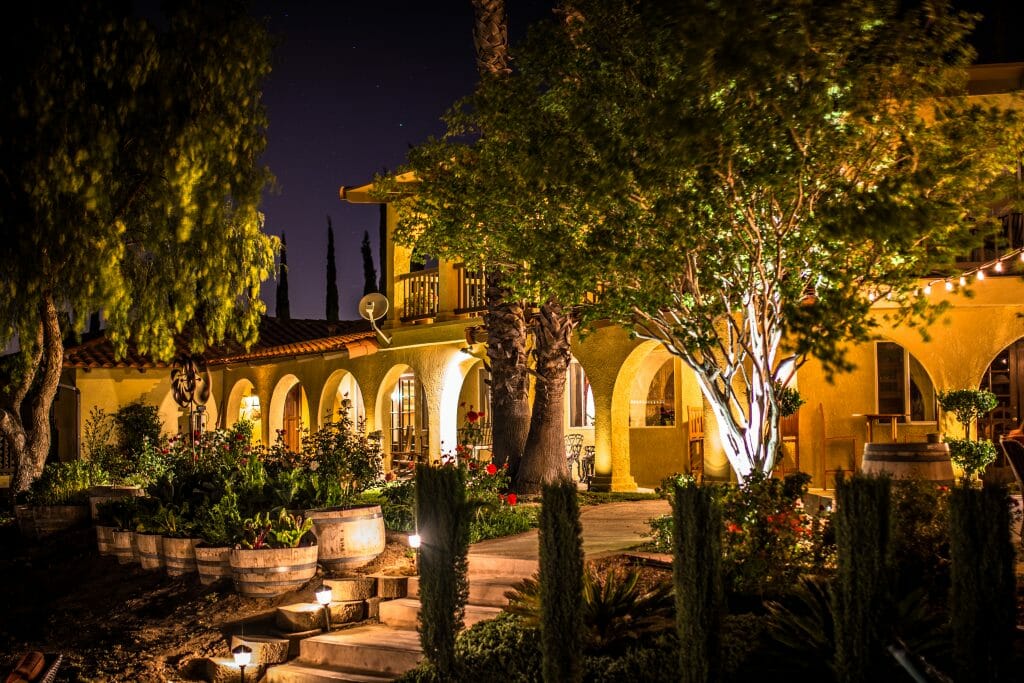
[252,0,1023,322]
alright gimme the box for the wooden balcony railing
[956,212,1024,267]
[455,265,487,314]
[399,268,439,321]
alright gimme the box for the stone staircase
[264,554,537,682]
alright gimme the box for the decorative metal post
[171,355,212,463]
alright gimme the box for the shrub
[937,389,997,440]
[238,509,314,549]
[889,480,951,600]
[26,460,106,505]
[301,400,384,507]
[114,400,162,461]
[379,479,416,532]
[539,478,585,683]
[95,496,139,530]
[468,502,538,543]
[944,437,997,481]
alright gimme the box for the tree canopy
[0,0,276,490]
[391,0,1018,477]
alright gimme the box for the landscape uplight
[232,644,252,683]
[315,585,333,632]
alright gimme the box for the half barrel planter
[32,505,89,537]
[87,485,144,521]
[194,545,232,585]
[230,545,318,598]
[111,530,135,565]
[135,533,165,571]
[861,442,954,483]
[306,505,386,573]
[163,537,199,576]
[14,506,36,540]
[95,525,116,556]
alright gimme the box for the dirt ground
[0,521,415,682]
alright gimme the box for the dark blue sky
[254,1,553,320]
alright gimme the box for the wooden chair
[391,425,417,471]
[687,406,705,482]
[564,434,584,479]
[776,410,800,476]
[999,437,1024,543]
[818,403,856,489]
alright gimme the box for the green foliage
[944,438,998,480]
[889,480,952,600]
[937,389,998,440]
[26,460,106,505]
[193,486,242,547]
[468,503,538,544]
[96,496,139,531]
[416,464,471,678]
[238,509,314,549]
[672,482,722,683]
[151,502,194,538]
[775,382,806,418]
[85,402,166,485]
[301,401,384,507]
[83,406,118,470]
[538,479,585,683]
[833,474,892,683]
[114,401,162,460]
[948,483,1016,682]
[378,479,417,532]
[576,491,661,506]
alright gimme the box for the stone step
[467,553,538,579]
[297,624,422,675]
[229,634,290,666]
[276,601,367,632]
[323,577,375,602]
[266,662,397,683]
[407,575,523,607]
[378,597,502,630]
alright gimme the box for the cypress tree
[949,483,1015,682]
[361,229,378,296]
[539,478,584,683]
[415,464,469,678]
[378,203,387,295]
[833,474,892,683]
[325,217,339,322]
[673,482,722,683]
[276,232,290,320]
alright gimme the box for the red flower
[468,462,477,470]
[486,463,497,475]
[507,493,517,506]
[466,410,480,424]
[726,522,741,534]
[235,433,245,441]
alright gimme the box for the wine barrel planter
[135,533,164,571]
[194,546,232,585]
[14,506,36,540]
[88,485,144,521]
[230,545,318,598]
[95,525,116,556]
[111,530,135,565]
[861,442,954,483]
[163,537,199,576]
[306,505,386,572]
[32,505,89,537]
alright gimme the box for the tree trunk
[471,0,510,76]
[3,295,63,496]
[516,301,575,493]
[484,274,531,472]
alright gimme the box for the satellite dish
[358,292,392,344]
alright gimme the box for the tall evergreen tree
[539,478,584,683]
[276,232,291,320]
[361,230,378,296]
[325,216,339,322]
[377,203,387,296]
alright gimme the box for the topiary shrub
[538,478,584,683]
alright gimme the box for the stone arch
[872,337,939,425]
[376,364,428,461]
[319,369,366,430]
[979,336,1024,440]
[439,353,485,458]
[269,374,309,451]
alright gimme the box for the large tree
[0,1,277,493]
[391,0,1014,479]
[326,216,339,321]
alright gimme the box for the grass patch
[577,491,660,506]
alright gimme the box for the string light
[944,280,953,291]
[995,260,1004,273]
[908,245,1024,298]
[959,276,967,286]
[977,269,985,280]
[923,284,932,295]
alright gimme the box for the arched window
[568,360,594,428]
[875,341,936,422]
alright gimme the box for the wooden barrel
[135,533,164,570]
[111,530,135,565]
[194,546,232,585]
[861,443,954,483]
[14,505,36,540]
[307,505,386,572]
[88,485,144,521]
[32,505,89,537]
[163,537,199,576]
[230,545,318,598]
[95,525,116,556]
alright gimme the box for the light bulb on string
[923,284,932,295]
[944,280,953,291]
[959,276,967,286]
[977,269,985,281]
[995,260,1004,273]
[1019,251,1024,261]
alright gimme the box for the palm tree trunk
[516,301,576,493]
[471,0,510,76]
[484,274,531,472]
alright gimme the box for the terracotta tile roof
[62,317,377,369]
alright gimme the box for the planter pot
[32,505,89,537]
[230,545,318,598]
[194,545,232,585]
[861,443,954,483]
[111,530,135,565]
[14,505,36,540]
[88,485,144,521]
[95,525,116,556]
[306,505,386,572]
[163,537,199,576]
[135,533,164,571]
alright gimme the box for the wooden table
[856,413,907,442]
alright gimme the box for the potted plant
[103,496,141,565]
[938,389,999,482]
[153,502,200,577]
[82,406,149,520]
[229,509,316,598]
[193,488,242,585]
[19,461,103,538]
[133,497,166,571]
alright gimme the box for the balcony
[399,268,439,322]
[455,265,487,314]
[956,212,1024,269]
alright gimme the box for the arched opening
[455,359,492,461]
[874,340,937,425]
[269,375,309,452]
[378,365,428,463]
[980,338,1024,441]
[319,370,365,430]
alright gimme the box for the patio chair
[565,433,583,478]
[687,406,705,482]
[818,403,856,489]
[776,409,800,477]
[998,437,1024,543]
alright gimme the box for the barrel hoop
[196,559,230,568]
[321,554,380,567]
[234,578,310,589]
[138,551,162,560]
[862,454,950,463]
[232,561,318,575]
[312,511,384,524]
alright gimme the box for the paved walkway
[470,498,670,560]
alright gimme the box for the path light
[315,585,333,632]
[409,532,421,573]
[232,644,252,683]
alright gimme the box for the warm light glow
[977,269,985,281]
[232,644,252,668]
[239,395,261,421]
[959,276,967,286]
[315,586,333,606]
[944,280,953,291]
[923,285,932,295]
[408,533,422,549]
[391,387,403,404]
[995,260,1004,273]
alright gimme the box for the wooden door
[981,339,1024,441]
[283,384,303,452]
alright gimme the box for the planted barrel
[14,506,35,540]
[111,530,135,565]
[230,545,318,598]
[95,525,116,556]
[306,505,386,572]
[194,546,232,585]
[32,505,89,537]
[135,533,164,570]
[163,537,199,576]
[88,485,144,521]
[861,443,954,483]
